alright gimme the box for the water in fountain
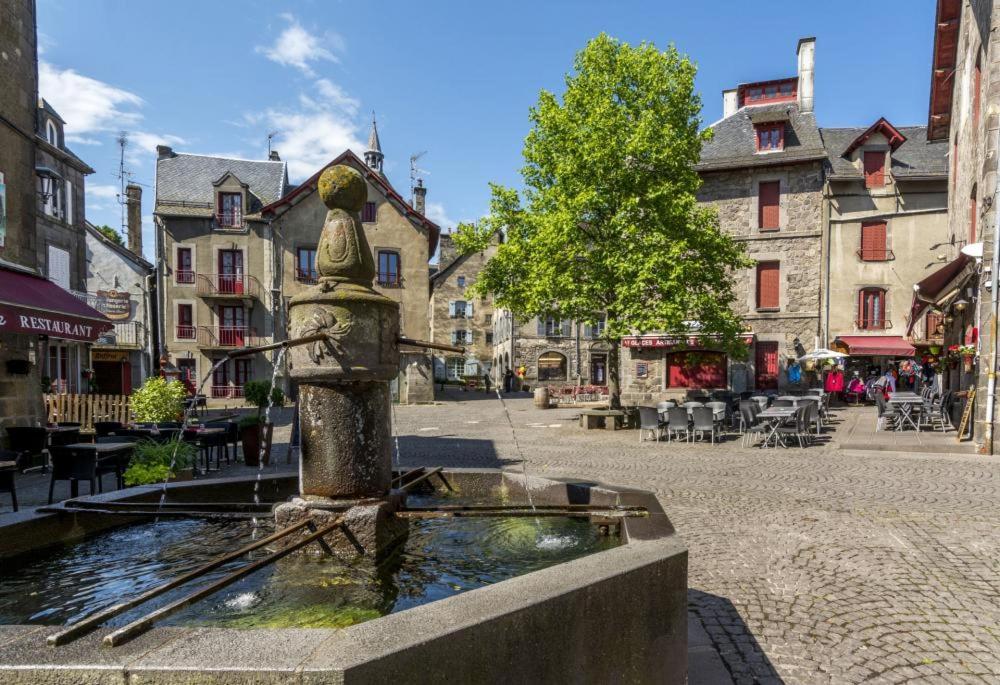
[156,357,230,514]
[390,400,401,470]
[250,346,288,532]
[493,384,536,513]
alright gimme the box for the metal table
[887,394,922,431]
[756,407,796,447]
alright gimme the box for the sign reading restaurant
[622,334,755,349]
[0,304,108,342]
[96,290,131,320]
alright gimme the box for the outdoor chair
[184,429,227,472]
[682,401,704,409]
[665,407,690,443]
[874,394,898,432]
[705,401,728,428]
[690,407,718,444]
[56,422,81,428]
[156,422,182,429]
[803,400,821,438]
[94,421,123,438]
[47,446,100,503]
[739,405,767,447]
[637,407,663,444]
[48,428,81,447]
[4,426,48,472]
[0,449,20,511]
[656,401,675,414]
[775,406,809,448]
[205,420,239,463]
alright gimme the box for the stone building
[922,0,1000,450]
[83,192,156,394]
[154,147,289,400]
[620,38,825,403]
[429,233,497,383]
[820,121,949,367]
[262,118,440,403]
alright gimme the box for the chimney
[722,89,738,119]
[268,150,281,161]
[796,37,816,113]
[413,178,426,215]
[126,183,142,256]
[156,145,175,160]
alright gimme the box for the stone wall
[0,0,43,439]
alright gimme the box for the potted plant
[123,438,195,486]
[241,380,284,466]
[131,377,187,423]
[958,344,977,372]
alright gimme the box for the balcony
[211,385,245,399]
[856,248,895,262]
[175,270,196,285]
[214,209,244,230]
[195,273,262,301]
[376,272,404,288]
[95,321,143,348]
[176,324,197,341]
[295,267,318,285]
[856,318,892,331]
[197,326,259,349]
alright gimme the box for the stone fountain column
[274,164,406,557]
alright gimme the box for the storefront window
[665,351,727,389]
[538,352,568,381]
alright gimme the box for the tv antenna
[115,131,131,238]
[267,130,280,156]
[409,151,429,202]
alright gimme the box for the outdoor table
[684,406,725,423]
[63,441,135,494]
[887,395,922,431]
[756,407,797,448]
[749,396,769,411]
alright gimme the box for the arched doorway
[537,351,568,381]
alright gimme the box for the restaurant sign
[92,349,129,362]
[0,304,108,342]
[96,290,131,320]
[622,334,755,350]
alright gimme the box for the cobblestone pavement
[394,389,1000,684]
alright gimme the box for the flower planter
[241,422,274,467]
[963,355,975,373]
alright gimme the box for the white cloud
[255,14,342,77]
[39,61,184,165]
[424,202,455,229]
[87,184,120,200]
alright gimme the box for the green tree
[131,376,187,423]
[455,34,750,408]
[95,224,123,246]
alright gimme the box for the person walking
[483,371,492,394]
[503,369,514,394]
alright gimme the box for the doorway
[755,341,779,390]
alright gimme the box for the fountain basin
[0,469,687,684]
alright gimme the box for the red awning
[834,335,916,357]
[905,252,975,335]
[0,266,111,342]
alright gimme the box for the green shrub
[123,438,195,486]
[238,414,264,430]
[131,377,187,423]
[243,380,284,419]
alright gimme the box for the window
[754,342,779,390]
[758,181,780,230]
[217,250,244,294]
[450,300,469,318]
[863,151,885,189]
[45,119,58,146]
[47,244,70,289]
[457,275,466,288]
[755,261,779,310]
[542,316,569,337]
[64,180,73,225]
[217,192,242,227]
[665,352,727,389]
[218,305,247,346]
[484,313,492,326]
[486,332,494,344]
[362,201,377,223]
[858,288,888,330]
[211,359,229,397]
[177,359,196,394]
[234,358,252,392]
[176,304,195,339]
[176,247,194,283]
[740,80,796,107]
[755,123,784,152]
[377,250,401,287]
[47,344,73,393]
[584,315,606,338]
[974,53,982,128]
[859,221,889,261]
[446,357,465,380]
[970,185,978,244]
[452,330,471,345]
[296,247,317,283]
[537,352,568,381]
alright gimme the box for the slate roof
[155,153,288,216]
[819,125,947,179]
[697,103,827,172]
[84,221,153,270]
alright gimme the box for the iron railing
[856,248,895,262]
[197,326,259,348]
[214,210,243,229]
[95,321,143,347]
[376,272,403,288]
[195,273,262,300]
[856,318,892,331]
[295,267,318,285]
[175,270,195,284]
[211,385,245,399]
[176,324,196,340]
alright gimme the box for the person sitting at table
[845,373,865,405]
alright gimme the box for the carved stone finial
[316,165,375,285]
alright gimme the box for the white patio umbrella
[797,348,848,362]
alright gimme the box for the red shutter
[860,221,887,261]
[758,181,780,230]
[864,151,885,188]
[754,342,779,390]
[756,261,780,309]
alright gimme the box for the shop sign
[96,290,131,320]
[622,334,755,349]
[91,349,128,363]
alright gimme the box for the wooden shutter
[467,302,474,318]
[449,301,455,318]
[47,245,70,289]
[561,320,571,337]
[537,318,546,336]
[864,151,885,188]
[755,262,780,309]
[758,181,780,230]
[754,342,779,390]
[860,221,887,261]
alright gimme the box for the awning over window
[905,252,975,336]
[0,265,111,342]
[833,335,916,357]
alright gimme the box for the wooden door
[755,341,779,390]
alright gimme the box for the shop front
[621,333,753,402]
[831,335,920,393]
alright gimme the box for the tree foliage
[455,34,751,392]
[131,376,187,423]
[95,224,124,246]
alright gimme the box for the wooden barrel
[533,387,550,409]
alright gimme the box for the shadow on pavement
[688,589,784,684]
[396,434,519,469]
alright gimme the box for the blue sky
[37,0,937,261]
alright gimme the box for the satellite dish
[961,241,983,258]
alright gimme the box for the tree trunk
[608,338,622,409]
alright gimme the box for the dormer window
[863,151,885,189]
[217,192,243,228]
[755,123,784,152]
[45,119,58,147]
[739,78,797,108]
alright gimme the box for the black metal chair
[183,429,225,473]
[156,422,182,429]
[56,422,82,428]
[0,449,21,511]
[48,428,82,448]
[48,446,99,503]
[637,407,663,443]
[94,421,124,438]
[5,426,48,472]
[204,421,238,463]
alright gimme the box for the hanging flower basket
[928,345,941,355]
[963,355,975,373]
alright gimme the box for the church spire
[364,111,384,174]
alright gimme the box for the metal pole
[398,337,466,354]
[983,127,1000,453]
